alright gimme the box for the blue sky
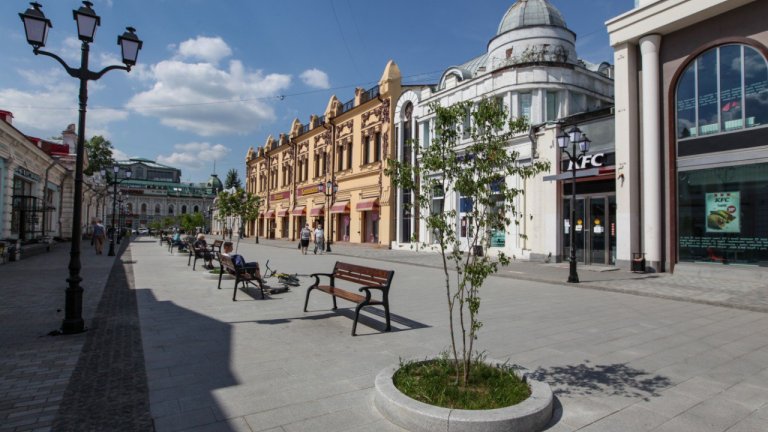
[0,0,634,183]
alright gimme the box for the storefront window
[677,44,768,139]
[678,163,768,265]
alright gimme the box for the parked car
[137,228,149,235]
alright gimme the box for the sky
[0,0,635,184]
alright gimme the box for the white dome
[497,0,568,35]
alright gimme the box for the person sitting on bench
[221,242,261,279]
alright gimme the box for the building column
[640,34,663,271]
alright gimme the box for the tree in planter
[179,212,205,234]
[386,98,549,387]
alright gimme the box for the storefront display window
[678,163,768,265]
[677,44,768,139]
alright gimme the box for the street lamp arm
[32,47,130,81]
[93,63,131,80]
[32,47,79,78]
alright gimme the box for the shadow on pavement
[246,307,431,335]
[530,360,672,400]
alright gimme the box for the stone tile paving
[132,236,768,432]
[51,247,153,431]
[0,242,113,432]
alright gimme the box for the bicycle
[263,260,303,287]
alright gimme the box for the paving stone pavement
[2,235,768,432]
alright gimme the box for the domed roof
[206,173,223,194]
[497,0,567,35]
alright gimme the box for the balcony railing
[361,85,380,104]
[341,99,355,114]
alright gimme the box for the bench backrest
[333,262,394,288]
[219,254,238,274]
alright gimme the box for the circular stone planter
[203,272,233,280]
[374,358,553,432]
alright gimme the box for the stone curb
[374,358,553,432]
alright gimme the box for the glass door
[563,195,615,265]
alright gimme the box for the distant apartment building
[245,61,402,246]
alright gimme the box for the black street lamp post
[321,178,338,252]
[103,165,132,256]
[557,126,591,284]
[20,1,142,334]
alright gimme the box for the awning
[356,198,379,212]
[276,208,288,217]
[330,201,350,214]
[263,209,275,219]
[292,206,306,216]
[309,206,324,217]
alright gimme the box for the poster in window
[705,192,740,233]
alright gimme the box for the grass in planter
[393,355,530,410]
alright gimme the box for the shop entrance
[563,195,616,265]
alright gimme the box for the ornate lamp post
[103,165,132,256]
[322,178,338,252]
[557,126,591,284]
[19,1,143,334]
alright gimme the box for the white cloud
[126,44,292,136]
[177,36,233,64]
[300,68,330,89]
[112,147,130,161]
[0,68,127,137]
[157,142,230,169]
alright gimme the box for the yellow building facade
[245,61,402,247]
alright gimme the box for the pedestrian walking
[300,224,311,255]
[313,224,324,254]
[92,218,106,255]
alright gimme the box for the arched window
[676,44,768,139]
[168,205,174,215]
[141,203,147,215]
[193,205,199,213]
[181,205,187,214]
[126,203,133,214]
[154,204,161,214]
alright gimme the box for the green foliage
[216,188,262,233]
[84,136,115,177]
[393,354,530,409]
[179,212,205,233]
[386,97,550,387]
[224,168,242,189]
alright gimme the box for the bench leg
[193,256,198,271]
[188,253,192,266]
[332,295,338,310]
[303,286,315,312]
[384,301,391,332]
[352,303,365,336]
[217,271,223,290]
[232,279,239,301]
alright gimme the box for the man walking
[313,224,325,254]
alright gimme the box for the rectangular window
[462,107,472,138]
[363,135,370,164]
[697,49,719,135]
[346,143,353,170]
[420,120,430,148]
[546,91,558,121]
[519,93,532,120]
[374,132,382,162]
[314,155,319,178]
[678,163,768,265]
[338,146,344,171]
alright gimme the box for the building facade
[392,0,615,261]
[608,0,768,272]
[1,112,82,245]
[109,158,219,231]
[245,61,402,246]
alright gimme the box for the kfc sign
[563,152,614,171]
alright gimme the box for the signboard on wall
[705,192,740,233]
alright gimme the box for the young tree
[84,135,115,177]
[224,168,242,190]
[216,189,261,245]
[386,98,550,386]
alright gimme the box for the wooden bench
[218,254,266,301]
[304,261,395,336]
